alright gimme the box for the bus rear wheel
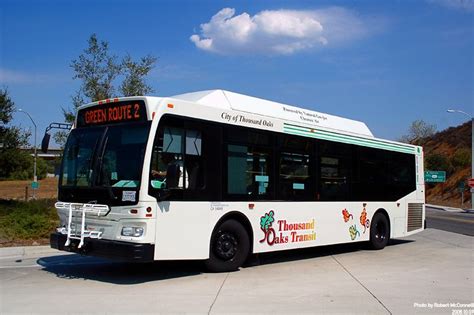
[205,219,250,272]
[369,213,390,250]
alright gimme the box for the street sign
[424,171,446,183]
[458,181,465,192]
[468,178,474,188]
[31,181,39,189]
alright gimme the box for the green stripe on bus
[285,129,414,154]
[285,129,415,154]
[283,123,415,152]
[285,124,413,152]
[284,123,414,152]
[283,126,415,154]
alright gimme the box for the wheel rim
[214,232,238,261]
[374,221,387,243]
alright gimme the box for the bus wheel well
[212,212,254,254]
[373,208,391,236]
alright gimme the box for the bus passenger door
[148,115,222,259]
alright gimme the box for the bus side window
[319,141,352,201]
[163,127,183,154]
[227,145,271,197]
[150,126,186,190]
[185,130,203,190]
[279,152,310,200]
[277,135,314,201]
[149,123,204,194]
[385,151,416,200]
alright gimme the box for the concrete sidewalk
[0,245,58,259]
[0,228,473,314]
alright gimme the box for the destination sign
[76,100,147,127]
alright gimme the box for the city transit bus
[49,90,425,272]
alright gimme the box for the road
[426,206,474,236]
[1,229,473,314]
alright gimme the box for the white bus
[49,90,425,272]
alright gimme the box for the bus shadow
[38,239,413,284]
[38,255,203,285]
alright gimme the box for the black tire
[205,219,250,272]
[369,212,390,250]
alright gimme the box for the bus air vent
[407,203,423,232]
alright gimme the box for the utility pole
[18,109,37,199]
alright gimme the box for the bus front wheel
[369,212,390,250]
[205,219,250,272]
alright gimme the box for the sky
[1,0,473,147]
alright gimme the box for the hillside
[421,121,472,208]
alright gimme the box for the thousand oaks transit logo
[259,210,316,246]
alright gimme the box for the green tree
[65,34,157,118]
[399,120,437,144]
[2,150,48,180]
[451,148,471,170]
[425,153,452,174]
[0,88,15,123]
[120,54,157,97]
[0,88,28,149]
[0,88,40,179]
[71,34,121,102]
[56,34,157,146]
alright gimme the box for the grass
[0,177,58,200]
[0,199,59,246]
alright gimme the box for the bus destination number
[84,104,141,125]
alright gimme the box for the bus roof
[171,89,374,138]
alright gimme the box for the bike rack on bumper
[51,202,154,262]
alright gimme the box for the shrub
[451,148,471,169]
[0,199,58,241]
[425,153,452,174]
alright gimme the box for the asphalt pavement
[426,205,474,236]
[0,228,473,314]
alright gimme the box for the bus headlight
[121,226,144,237]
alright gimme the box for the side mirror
[41,132,51,153]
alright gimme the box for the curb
[0,245,57,259]
[426,204,471,213]
[426,204,446,211]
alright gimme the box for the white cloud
[190,7,371,55]
[428,0,474,12]
[0,68,52,84]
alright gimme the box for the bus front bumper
[50,232,155,262]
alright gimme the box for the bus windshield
[61,122,151,189]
